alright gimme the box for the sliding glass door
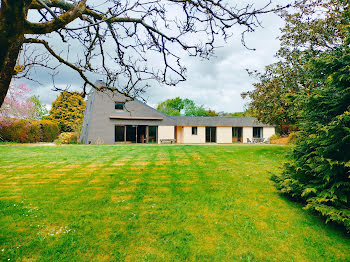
[232,127,243,142]
[126,125,137,143]
[148,126,158,143]
[115,125,157,143]
[115,126,125,142]
[205,127,216,143]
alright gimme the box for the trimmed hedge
[0,118,59,143]
[41,120,60,142]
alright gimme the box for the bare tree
[0,0,288,106]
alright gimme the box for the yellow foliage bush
[57,132,79,144]
[49,91,85,133]
[270,134,289,145]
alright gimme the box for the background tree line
[156,97,250,117]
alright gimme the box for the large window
[115,125,157,143]
[253,127,263,138]
[115,102,124,110]
[126,125,137,143]
[192,126,198,135]
[148,126,158,143]
[115,126,125,142]
[232,127,238,137]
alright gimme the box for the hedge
[0,118,59,143]
[41,120,60,142]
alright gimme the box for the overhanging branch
[25,0,87,34]
[24,38,97,89]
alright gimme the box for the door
[115,125,125,142]
[148,126,158,143]
[205,127,216,143]
[232,127,243,142]
[137,125,147,143]
[126,125,137,143]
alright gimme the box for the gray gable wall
[80,89,96,144]
[80,89,176,144]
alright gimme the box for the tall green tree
[182,99,208,116]
[156,97,217,117]
[272,43,350,230]
[49,91,85,132]
[243,0,346,134]
[156,97,183,116]
[263,0,350,230]
[243,53,309,134]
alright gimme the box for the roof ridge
[134,98,176,120]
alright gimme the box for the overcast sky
[21,0,289,113]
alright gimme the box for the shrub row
[0,118,59,143]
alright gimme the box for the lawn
[0,145,349,261]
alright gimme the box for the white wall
[182,126,206,143]
[158,126,175,143]
[217,127,232,143]
[174,125,275,144]
[263,127,275,139]
[243,127,253,143]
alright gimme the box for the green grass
[0,145,349,261]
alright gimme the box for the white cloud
[20,0,289,113]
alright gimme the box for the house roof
[170,116,271,127]
[86,86,273,127]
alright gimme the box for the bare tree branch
[25,0,87,34]
[24,38,98,89]
[0,0,292,107]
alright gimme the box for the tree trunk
[0,0,28,107]
[0,36,24,107]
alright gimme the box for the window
[192,127,198,135]
[232,127,243,142]
[115,126,125,142]
[148,126,158,143]
[115,102,124,110]
[253,127,263,138]
[232,127,238,137]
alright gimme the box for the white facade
[243,127,253,143]
[216,127,232,143]
[157,126,175,143]
[180,126,206,144]
[263,127,275,139]
[174,126,275,144]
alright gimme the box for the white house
[80,88,275,145]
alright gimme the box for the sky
[21,0,289,113]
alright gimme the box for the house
[80,87,275,144]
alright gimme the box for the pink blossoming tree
[0,83,37,119]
